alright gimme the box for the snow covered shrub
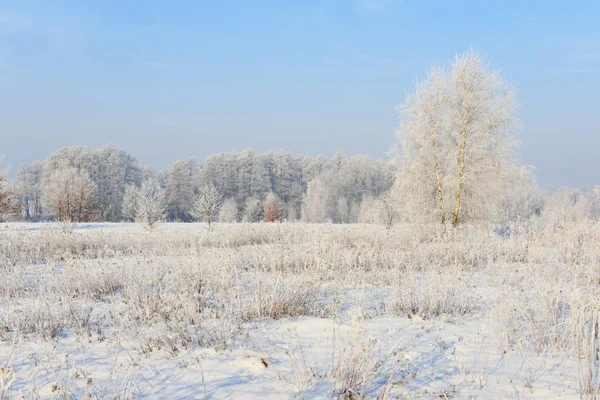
[236,275,324,321]
[390,266,477,319]
[286,323,396,399]
[6,300,69,340]
[53,260,125,300]
[133,177,168,231]
[489,256,600,357]
[495,166,543,225]
[492,288,577,354]
[0,366,16,399]
[329,330,394,398]
[375,191,397,229]
[539,189,591,231]
[577,305,600,400]
[214,223,279,247]
[218,197,238,222]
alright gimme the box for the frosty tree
[301,178,328,223]
[243,197,263,222]
[164,158,199,221]
[496,166,542,224]
[41,145,142,221]
[263,192,284,222]
[13,162,44,221]
[134,177,167,231]
[42,167,95,230]
[394,50,519,226]
[121,184,139,222]
[0,155,14,221]
[191,184,223,229]
[375,191,397,229]
[592,186,600,220]
[12,146,394,224]
[218,198,238,222]
[540,189,591,230]
[286,203,298,221]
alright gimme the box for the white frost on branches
[393,50,521,226]
[125,177,167,231]
[191,184,223,229]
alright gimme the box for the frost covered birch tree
[393,67,449,224]
[394,50,519,226]
[447,51,518,226]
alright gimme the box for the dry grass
[0,220,599,397]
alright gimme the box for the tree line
[1,146,394,225]
[1,50,598,228]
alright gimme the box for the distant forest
[9,145,394,223]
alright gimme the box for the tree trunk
[453,79,470,228]
[432,138,446,225]
[25,198,30,220]
[453,104,470,227]
[426,92,446,226]
[452,138,467,227]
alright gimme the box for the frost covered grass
[0,221,599,398]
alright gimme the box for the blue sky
[0,0,598,188]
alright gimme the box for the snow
[1,316,582,399]
[0,222,597,399]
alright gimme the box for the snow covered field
[1,222,599,399]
